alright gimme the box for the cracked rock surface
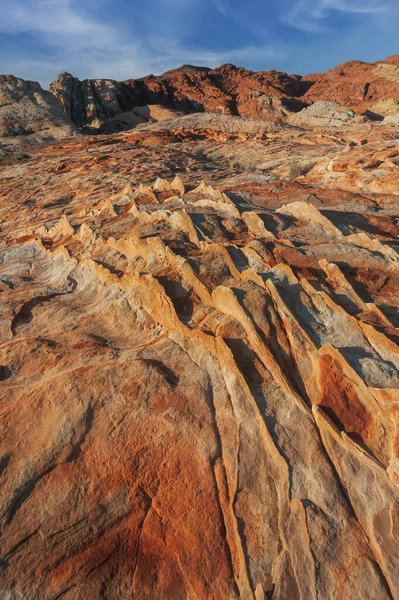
[0,121,399,600]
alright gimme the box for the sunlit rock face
[48,55,399,130]
[0,75,76,140]
[3,53,399,144]
[0,110,399,600]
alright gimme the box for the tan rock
[0,75,76,140]
[1,104,399,600]
[288,101,356,127]
[370,98,399,117]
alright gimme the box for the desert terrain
[0,55,399,599]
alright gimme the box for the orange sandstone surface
[0,110,399,600]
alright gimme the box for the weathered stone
[1,54,399,600]
[0,75,76,141]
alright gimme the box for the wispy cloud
[0,0,286,86]
[283,0,391,32]
[1,1,123,49]
[214,0,229,17]
[1,0,397,87]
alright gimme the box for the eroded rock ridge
[1,121,398,598]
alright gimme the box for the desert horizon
[1,3,399,599]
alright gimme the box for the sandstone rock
[383,114,399,127]
[49,72,126,128]
[49,65,305,129]
[45,54,399,132]
[138,112,294,135]
[0,75,76,140]
[244,94,307,122]
[1,86,399,599]
[100,111,147,133]
[371,98,399,117]
[100,106,186,134]
[288,101,356,127]
[303,57,399,114]
[132,105,186,122]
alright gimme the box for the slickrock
[370,99,399,118]
[288,101,356,127]
[1,108,399,600]
[0,75,76,141]
[137,112,293,135]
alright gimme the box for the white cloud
[214,0,229,17]
[0,0,287,86]
[0,1,120,48]
[283,0,392,32]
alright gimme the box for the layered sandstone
[0,75,76,141]
[2,54,399,142]
[48,55,399,132]
[0,111,398,599]
[303,56,399,114]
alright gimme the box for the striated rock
[1,116,399,599]
[45,54,399,132]
[303,138,399,194]
[370,98,399,117]
[303,57,399,114]
[0,75,76,140]
[288,101,356,127]
[49,72,126,128]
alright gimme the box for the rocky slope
[303,55,399,115]
[0,75,76,141]
[2,54,399,141]
[49,64,307,129]
[0,112,398,599]
[48,55,399,131]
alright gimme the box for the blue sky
[0,0,398,88]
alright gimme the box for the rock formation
[2,54,399,141]
[49,72,134,129]
[0,75,76,141]
[48,55,399,132]
[288,101,356,127]
[138,112,292,135]
[49,64,306,129]
[0,108,398,599]
[302,55,399,114]
[100,106,186,134]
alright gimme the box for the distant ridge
[1,54,399,139]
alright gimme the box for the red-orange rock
[1,54,399,600]
[47,55,399,132]
[303,57,399,115]
[1,113,399,598]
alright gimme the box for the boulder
[370,98,399,117]
[288,101,356,127]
